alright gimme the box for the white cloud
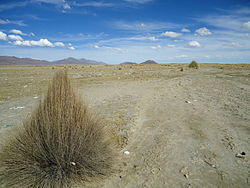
[175,55,188,59]
[181,28,190,32]
[54,41,65,47]
[63,3,71,9]
[94,45,123,52]
[148,36,158,41]
[167,44,176,48]
[195,27,212,36]
[242,21,250,30]
[0,1,28,12]
[68,46,75,50]
[123,0,152,3]
[195,15,247,31]
[151,45,161,49]
[0,19,26,26]
[223,42,244,48]
[161,31,182,38]
[128,36,158,41]
[113,21,180,32]
[13,38,55,47]
[73,2,114,7]
[188,41,201,48]
[0,31,7,40]
[10,29,27,36]
[8,34,23,41]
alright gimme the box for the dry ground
[0,64,250,188]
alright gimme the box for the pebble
[185,101,191,104]
[124,151,130,155]
[235,152,246,159]
[10,106,25,110]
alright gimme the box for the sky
[0,0,250,64]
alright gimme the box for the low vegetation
[188,60,199,69]
[0,71,116,188]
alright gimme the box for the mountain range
[0,56,106,65]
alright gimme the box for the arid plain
[0,64,249,188]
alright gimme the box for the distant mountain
[53,57,106,65]
[0,56,106,65]
[0,56,50,65]
[141,60,158,64]
[120,62,137,65]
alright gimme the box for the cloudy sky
[0,0,250,64]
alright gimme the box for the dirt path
[83,69,250,188]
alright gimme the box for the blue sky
[0,0,250,64]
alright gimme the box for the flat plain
[0,64,249,188]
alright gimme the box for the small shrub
[0,71,116,188]
[188,60,199,69]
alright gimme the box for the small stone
[70,162,76,166]
[180,167,189,179]
[124,151,130,155]
[235,152,246,159]
[185,101,191,104]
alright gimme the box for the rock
[123,151,130,155]
[185,101,191,104]
[180,167,189,178]
[235,152,246,159]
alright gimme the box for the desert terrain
[0,64,249,188]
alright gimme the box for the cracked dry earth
[0,65,249,188]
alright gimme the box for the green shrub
[0,71,116,188]
[188,60,199,69]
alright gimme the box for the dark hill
[140,60,158,64]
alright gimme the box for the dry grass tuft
[0,71,116,188]
[188,60,199,69]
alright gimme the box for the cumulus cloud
[54,41,65,46]
[188,41,201,48]
[195,27,212,36]
[181,28,190,32]
[67,43,75,50]
[10,29,27,36]
[161,31,182,38]
[242,21,250,30]
[8,34,23,41]
[63,3,71,9]
[0,31,7,40]
[13,38,55,47]
[68,46,75,50]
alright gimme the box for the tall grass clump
[0,71,116,188]
[188,60,199,69]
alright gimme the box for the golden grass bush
[188,60,199,69]
[0,71,116,188]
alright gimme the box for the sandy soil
[0,64,249,188]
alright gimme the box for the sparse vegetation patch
[0,71,116,188]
